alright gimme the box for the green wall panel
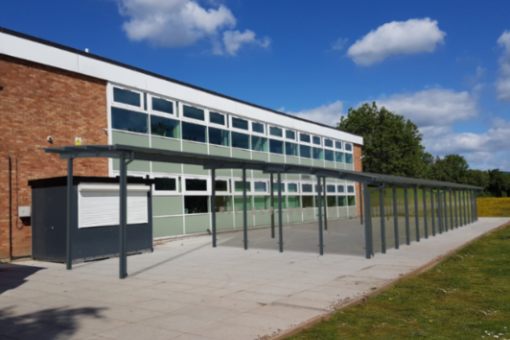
[153,216,183,238]
[183,164,208,175]
[270,154,285,163]
[152,161,181,173]
[209,145,231,157]
[300,158,312,166]
[111,131,150,172]
[252,151,268,162]
[182,141,208,154]
[151,136,180,151]
[216,212,234,230]
[234,212,254,228]
[286,156,300,165]
[185,214,210,234]
[232,149,251,160]
[303,208,316,222]
[153,196,183,216]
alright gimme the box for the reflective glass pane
[302,196,314,207]
[285,142,298,156]
[300,145,311,158]
[345,153,353,164]
[112,107,148,133]
[182,122,206,142]
[251,136,267,151]
[326,185,335,193]
[269,139,284,154]
[287,183,298,192]
[335,151,345,162]
[252,122,264,133]
[324,139,333,147]
[325,149,334,161]
[269,126,283,137]
[154,178,176,191]
[151,116,179,138]
[254,181,267,192]
[214,180,228,191]
[232,117,248,130]
[183,105,204,120]
[313,136,321,145]
[345,143,353,151]
[235,181,251,192]
[335,141,343,149]
[209,111,225,125]
[184,196,208,214]
[113,87,140,107]
[285,130,295,139]
[300,133,310,143]
[313,147,323,160]
[302,184,313,192]
[152,97,173,114]
[186,179,207,191]
[232,132,250,149]
[208,127,229,146]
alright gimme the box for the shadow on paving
[0,263,44,295]
[217,218,367,256]
[0,306,106,340]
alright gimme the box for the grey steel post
[379,186,386,253]
[437,190,443,233]
[66,158,74,270]
[458,190,463,226]
[119,154,128,279]
[242,168,248,250]
[317,177,324,255]
[362,183,373,258]
[461,190,467,226]
[449,189,454,230]
[404,187,410,245]
[466,190,472,223]
[211,168,217,248]
[270,173,275,239]
[413,186,420,242]
[359,186,364,225]
[430,189,436,236]
[392,186,399,249]
[454,190,459,228]
[277,172,283,253]
[473,190,478,221]
[442,190,448,232]
[322,177,328,231]
[422,187,428,238]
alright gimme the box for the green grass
[478,197,510,217]
[287,223,510,340]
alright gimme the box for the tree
[338,102,428,177]
[430,154,469,183]
[487,169,509,197]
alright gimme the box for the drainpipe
[8,155,13,260]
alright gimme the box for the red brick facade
[354,144,363,217]
[0,56,108,259]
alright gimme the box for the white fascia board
[1,31,363,145]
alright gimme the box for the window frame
[180,102,206,123]
[148,93,176,118]
[269,125,284,140]
[285,129,296,141]
[212,178,230,194]
[151,174,179,196]
[111,85,144,110]
[251,121,266,136]
[208,110,227,128]
[182,176,210,195]
[253,180,269,195]
[230,116,250,133]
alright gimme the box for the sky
[1,0,509,170]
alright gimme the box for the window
[232,132,250,149]
[338,196,347,206]
[335,141,343,149]
[269,126,283,137]
[214,196,231,212]
[348,196,356,206]
[254,196,268,210]
[252,122,264,134]
[152,97,173,114]
[287,183,298,193]
[285,130,296,140]
[185,179,207,191]
[111,107,147,133]
[232,117,248,130]
[182,122,206,143]
[327,185,336,193]
[269,139,284,154]
[313,136,321,145]
[324,149,334,161]
[324,139,333,148]
[327,196,336,207]
[313,148,323,160]
[337,185,345,193]
[154,178,177,192]
[335,151,345,162]
[272,182,285,192]
[345,154,353,164]
[302,184,313,193]
[113,87,141,107]
[288,196,300,208]
[300,133,311,143]
[254,181,267,192]
[285,142,298,156]
[151,116,179,138]
[302,196,314,207]
[184,196,208,214]
[345,143,353,152]
[300,145,311,158]
[209,111,225,125]
[212,180,227,192]
[251,136,267,152]
[208,127,229,146]
[182,105,205,120]
[347,185,355,193]
[235,181,251,192]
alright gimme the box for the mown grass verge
[478,197,510,217]
[286,223,510,340]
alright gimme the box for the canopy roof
[46,144,480,190]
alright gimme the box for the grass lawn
[478,197,510,217]
[287,223,510,340]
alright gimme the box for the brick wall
[0,56,109,259]
[353,144,363,217]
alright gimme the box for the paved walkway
[0,217,508,340]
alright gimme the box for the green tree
[430,154,469,183]
[338,102,428,177]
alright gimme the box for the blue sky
[1,0,509,170]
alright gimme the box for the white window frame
[180,102,206,123]
[335,140,344,150]
[233,178,252,195]
[301,182,315,195]
[230,115,250,133]
[312,135,322,147]
[324,138,334,149]
[213,178,230,194]
[148,93,176,118]
[151,174,179,196]
[251,121,266,136]
[253,180,269,195]
[208,110,228,129]
[337,184,346,194]
[286,182,300,194]
[344,142,354,153]
[326,184,336,194]
[299,132,312,145]
[183,176,210,195]
[111,84,144,111]
[347,184,355,194]
[285,129,297,141]
[268,125,285,140]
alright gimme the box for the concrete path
[0,217,508,340]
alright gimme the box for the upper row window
[313,136,321,145]
[232,117,248,130]
[300,133,311,143]
[269,126,283,137]
[152,97,174,115]
[335,141,343,149]
[285,130,295,140]
[345,143,353,152]
[252,122,264,134]
[209,111,225,125]
[113,87,141,107]
[324,139,333,148]
[183,105,205,121]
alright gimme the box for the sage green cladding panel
[235,212,254,228]
[286,156,300,165]
[209,145,231,157]
[185,214,210,233]
[112,131,150,171]
[252,151,268,162]
[151,136,180,151]
[153,216,183,237]
[232,149,251,160]
[152,161,181,173]
[325,161,336,169]
[289,210,302,223]
[270,155,285,164]
[302,208,316,222]
[183,164,208,175]
[216,212,234,230]
[182,141,208,154]
[254,211,271,226]
[153,196,183,216]
[300,158,312,166]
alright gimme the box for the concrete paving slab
[0,217,507,339]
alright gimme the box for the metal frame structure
[47,144,480,279]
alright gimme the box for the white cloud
[347,18,446,66]
[288,101,344,127]
[117,0,269,55]
[218,30,270,56]
[496,30,510,101]
[375,88,477,127]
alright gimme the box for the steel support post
[322,177,328,231]
[119,155,128,279]
[317,177,324,255]
[437,190,443,233]
[422,187,428,238]
[392,186,399,249]
[277,172,283,253]
[66,158,74,270]
[454,190,459,228]
[461,190,467,226]
[270,173,275,239]
[211,168,217,248]
[242,168,248,250]
[362,183,373,258]
[466,190,472,223]
[430,189,436,236]
[442,190,448,232]
[473,191,478,221]
[449,189,454,230]
[379,187,386,253]
[404,187,410,245]
[413,186,420,242]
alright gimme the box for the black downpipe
[8,155,13,260]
